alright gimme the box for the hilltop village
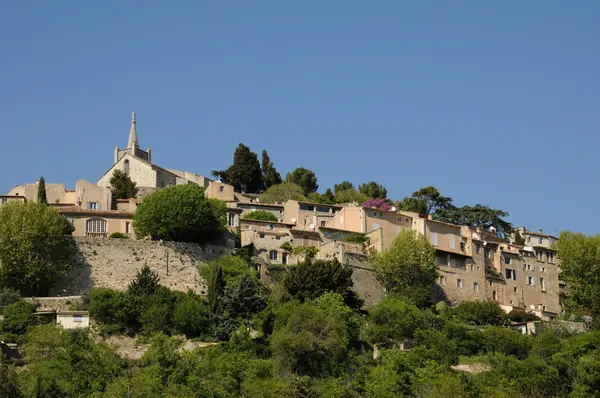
[1,112,562,321]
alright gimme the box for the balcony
[85,232,107,238]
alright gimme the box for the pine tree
[212,144,263,193]
[208,264,225,314]
[37,177,48,205]
[128,264,160,296]
[110,169,138,200]
[261,150,282,190]
[286,168,318,195]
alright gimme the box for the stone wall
[342,252,385,308]
[50,237,233,296]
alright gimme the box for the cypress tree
[261,150,282,190]
[37,177,48,205]
[208,265,225,314]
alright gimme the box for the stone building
[97,112,212,197]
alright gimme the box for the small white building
[56,311,89,329]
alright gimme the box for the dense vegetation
[0,249,598,397]
[133,184,226,243]
[0,202,74,296]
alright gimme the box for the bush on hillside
[108,232,128,239]
[133,184,225,243]
[242,211,278,222]
[453,300,508,326]
[0,288,21,314]
[1,301,37,336]
[88,288,141,335]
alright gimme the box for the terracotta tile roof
[56,206,134,217]
[524,231,558,239]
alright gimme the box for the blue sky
[1,2,599,235]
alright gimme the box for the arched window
[86,219,107,236]
[123,159,130,175]
[269,250,278,261]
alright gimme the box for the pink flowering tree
[362,198,392,211]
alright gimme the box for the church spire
[127,111,139,149]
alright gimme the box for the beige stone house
[57,206,134,238]
[0,195,26,206]
[240,219,295,265]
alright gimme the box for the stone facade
[50,237,233,296]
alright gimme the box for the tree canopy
[212,143,263,193]
[133,184,225,243]
[334,181,354,194]
[261,150,282,190]
[0,202,74,296]
[397,186,452,215]
[359,181,388,199]
[242,210,278,222]
[109,169,138,200]
[435,204,513,239]
[372,229,437,307]
[285,168,318,195]
[259,183,306,204]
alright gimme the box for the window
[431,232,439,246]
[228,213,236,227]
[439,276,446,285]
[86,219,107,234]
[449,236,455,249]
[541,267,545,273]
[489,280,493,287]
[87,201,99,210]
[372,211,378,217]
[460,242,465,251]
[259,233,265,238]
[73,316,82,323]
[1,198,6,205]
[268,224,274,230]
[276,236,281,240]
[522,263,527,271]
[282,252,287,265]
[450,258,458,268]
[504,257,511,264]
[540,277,546,291]
[542,305,546,311]
[470,264,474,271]
[473,282,480,292]
[125,222,130,234]
[475,243,481,254]
[527,264,531,271]
[492,291,498,301]
[514,287,518,293]
[320,221,326,227]
[219,185,224,192]
[457,279,463,288]
[505,269,513,279]
[484,248,491,259]
[316,206,331,213]
[300,204,315,211]
[527,276,536,286]
[269,250,278,261]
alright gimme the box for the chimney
[427,214,433,220]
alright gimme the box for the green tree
[333,188,369,204]
[261,150,282,190]
[109,169,138,199]
[0,287,21,313]
[221,276,267,320]
[307,192,334,204]
[513,228,526,245]
[1,301,37,336]
[128,264,160,296]
[242,210,278,222]
[359,181,388,199]
[334,181,354,194]
[285,167,318,195]
[453,301,507,326]
[372,229,437,307]
[0,202,74,296]
[200,254,257,285]
[88,288,141,334]
[208,265,225,314]
[173,293,211,338]
[363,297,428,345]
[323,188,335,203]
[259,182,306,203]
[282,258,362,309]
[398,186,452,215]
[133,184,224,243]
[435,204,512,239]
[292,245,319,260]
[37,177,48,205]
[554,231,600,321]
[212,143,263,193]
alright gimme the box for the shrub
[280,241,293,253]
[139,287,181,335]
[88,288,141,334]
[242,211,278,222]
[482,326,532,359]
[133,184,225,243]
[283,258,362,309]
[343,235,369,244]
[507,309,541,323]
[200,254,257,285]
[454,301,507,326]
[173,293,211,338]
[0,287,21,314]
[108,232,128,239]
[1,301,37,336]
[363,297,426,345]
[292,245,319,260]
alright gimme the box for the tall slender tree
[286,167,318,195]
[212,144,263,193]
[208,264,225,314]
[261,150,282,190]
[37,177,48,205]
[110,170,138,200]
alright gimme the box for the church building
[97,112,211,197]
